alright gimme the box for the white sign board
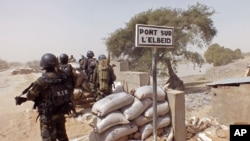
[135,24,174,47]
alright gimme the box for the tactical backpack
[42,73,73,112]
[59,64,75,87]
[98,59,115,91]
[86,58,97,82]
[59,64,73,77]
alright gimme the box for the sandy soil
[0,70,93,141]
[1,56,250,141]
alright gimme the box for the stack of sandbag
[131,85,171,140]
[72,68,96,108]
[89,92,137,141]
[73,88,95,107]
[89,85,172,141]
[112,81,125,93]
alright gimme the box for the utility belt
[38,102,72,116]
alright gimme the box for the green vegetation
[105,3,217,90]
[204,43,243,66]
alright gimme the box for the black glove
[15,96,27,105]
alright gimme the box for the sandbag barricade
[91,92,134,117]
[89,85,173,141]
[143,101,170,118]
[121,97,152,120]
[139,115,171,140]
[72,68,96,108]
[92,111,130,133]
[134,85,166,101]
[89,124,138,141]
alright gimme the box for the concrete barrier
[166,89,186,141]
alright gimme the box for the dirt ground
[0,70,93,141]
[1,56,250,141]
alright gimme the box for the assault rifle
[15,83,33,105]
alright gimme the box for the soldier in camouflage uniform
[94,54,116,100]
[84,50,97,83]
[58,53,77,117]
[15,53,73,141]
[84,50,98,98]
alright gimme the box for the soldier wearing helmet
[94,54,116,100]
[84,50,97,82]
[87,50,95,58]
[15,53,74,141]
[59,53,69,64]
[59,53,75,86]
[40,53,59,70]
[58,53,77,116]
[69,55,76,62]
[98,54,107,60]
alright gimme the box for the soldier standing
[84,50,97,83]
[58,53,77,117]
[84,50,98,95]
[95,54,116,100]
[15,53,74,141]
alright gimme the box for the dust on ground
[1,56,250,141]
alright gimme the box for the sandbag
[81,82,94,92]
[93,111,130,133]
[91,92,134,117]
[121,97,152,120]
[89,124,138,141]
[81,91,93,98]
[139,115,171,140]
[78,97,95,103]
[115,135,128,141]
[73,88,83,100]
[74,69,87,87]
[113,81,124,93]
[134,115,153,127]
[139,123,152,141]
[134,85,166,101]
[144,101,169,118]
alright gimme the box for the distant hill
[204,56,250,81]
[179,56,250,93]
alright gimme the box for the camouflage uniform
[58,63,77,116]
[27,72,69,141]
[95,64,116,101]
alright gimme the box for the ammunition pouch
[38,102,74,116]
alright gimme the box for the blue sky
[0,0,249,62]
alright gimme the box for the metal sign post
[135,24,174,141]
[152,47,158,140]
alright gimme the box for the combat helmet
[59,53,69,64]
[40,53,58,70]
[86,50,94,58]
[98,54,107,60]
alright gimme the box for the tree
[204,43,243,66]
[233,49,243,60]
[106,3,217,90]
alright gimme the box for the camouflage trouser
[40,114,69,141]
